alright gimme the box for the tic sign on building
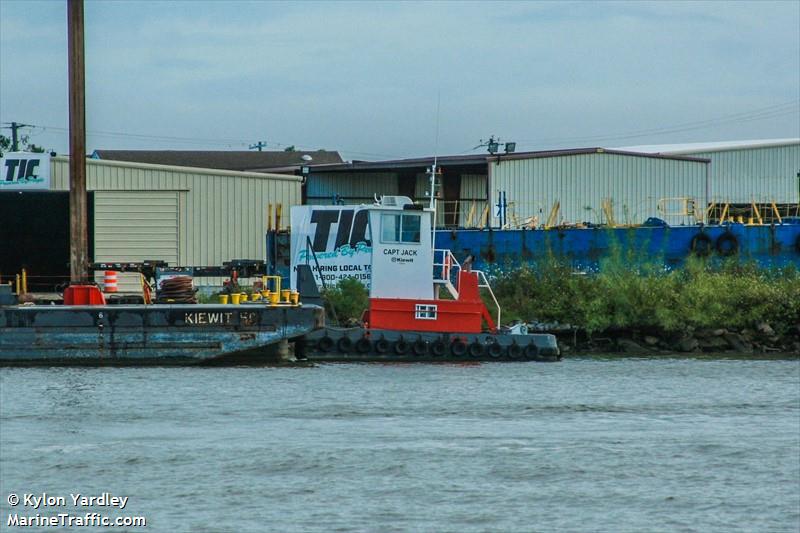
[0,152,51,191]
[289,205,373,290]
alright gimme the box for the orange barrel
[104,271,119,293]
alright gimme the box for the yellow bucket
[269,291,280,305]
[251,292,261,302]
[290,291,299,305]
[231,293,241,305]
[241,294,248,303]
[261,290,271,299]
[218,294,229,304]
[281,289,291,303]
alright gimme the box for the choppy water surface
[1,358,799,532]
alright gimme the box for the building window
[381,213,421,244]
[415,304,437,320]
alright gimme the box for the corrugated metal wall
[94,191,180,263]
[490,152,708,226]
[307,172,398,202]
[414,172,488,227]
[94,191,180,291]
[459,174,488,227]
[682,144,799,204]
[51,157,301,285]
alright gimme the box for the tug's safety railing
[433,249,501,327]
[433,249,461,299]
[475,269,501,328]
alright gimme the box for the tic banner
[290,205,373,290]
[0,152,51,191]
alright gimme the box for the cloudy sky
[1,0,798,160]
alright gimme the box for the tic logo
[309,208,371,252]
[3,157,43,184]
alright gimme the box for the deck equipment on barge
[297,196,560,362]
[0,264,324,366]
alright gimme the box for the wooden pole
[68,0,88,283]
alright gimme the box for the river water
[1,358,798,532]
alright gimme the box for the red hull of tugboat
[365,271,496,334]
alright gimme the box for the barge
[0,284,323,366]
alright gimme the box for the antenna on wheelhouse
[428,92,442,260]
[429,92,441,211]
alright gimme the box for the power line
[11,122,403,159]
[510,100,800,148]
[1,121,33,151]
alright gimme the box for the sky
[1,0,798,161]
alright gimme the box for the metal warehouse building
[306,138,799,228]
[306,148,710,228]
[620,139,800,208]
[488,149,708,227]
[306,154,492,228]
[0,156,300,291]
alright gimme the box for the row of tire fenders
[689,231,800,256]
[315,334,547,360]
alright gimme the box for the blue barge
[0,301,324,366]
[435,222,800,272]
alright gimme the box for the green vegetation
[0,133,46,156]
[316,253,800,337]
[322,277,370,324]
[491,256,800,335]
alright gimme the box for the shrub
[321,277,369,325]
[491,255,800,334]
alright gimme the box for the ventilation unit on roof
[380,196,413,208]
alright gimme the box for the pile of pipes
[156,276,197,304]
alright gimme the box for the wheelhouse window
[415,304,437,320]
[381,213,421,244]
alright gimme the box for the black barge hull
[0,304,324,365]
[305,327,561,363]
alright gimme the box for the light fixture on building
[476,136,515,155]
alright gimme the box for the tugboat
[301,195,560,362]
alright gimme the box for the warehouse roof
[91,149,343,172]
[616,138,800,155]
[311,147,707,172]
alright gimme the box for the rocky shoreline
[541,322,800,357]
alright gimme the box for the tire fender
[336,336,353,353]
[450,339,467,357]
[715,232,739,256]
[317,336,334,352]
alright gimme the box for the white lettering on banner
[0,152,51,191]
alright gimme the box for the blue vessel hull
[435,223,800,271]
[0,303,323,365]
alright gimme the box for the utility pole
[1,122,31,151]
[249,141,267,151]
[68,0,88,283]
